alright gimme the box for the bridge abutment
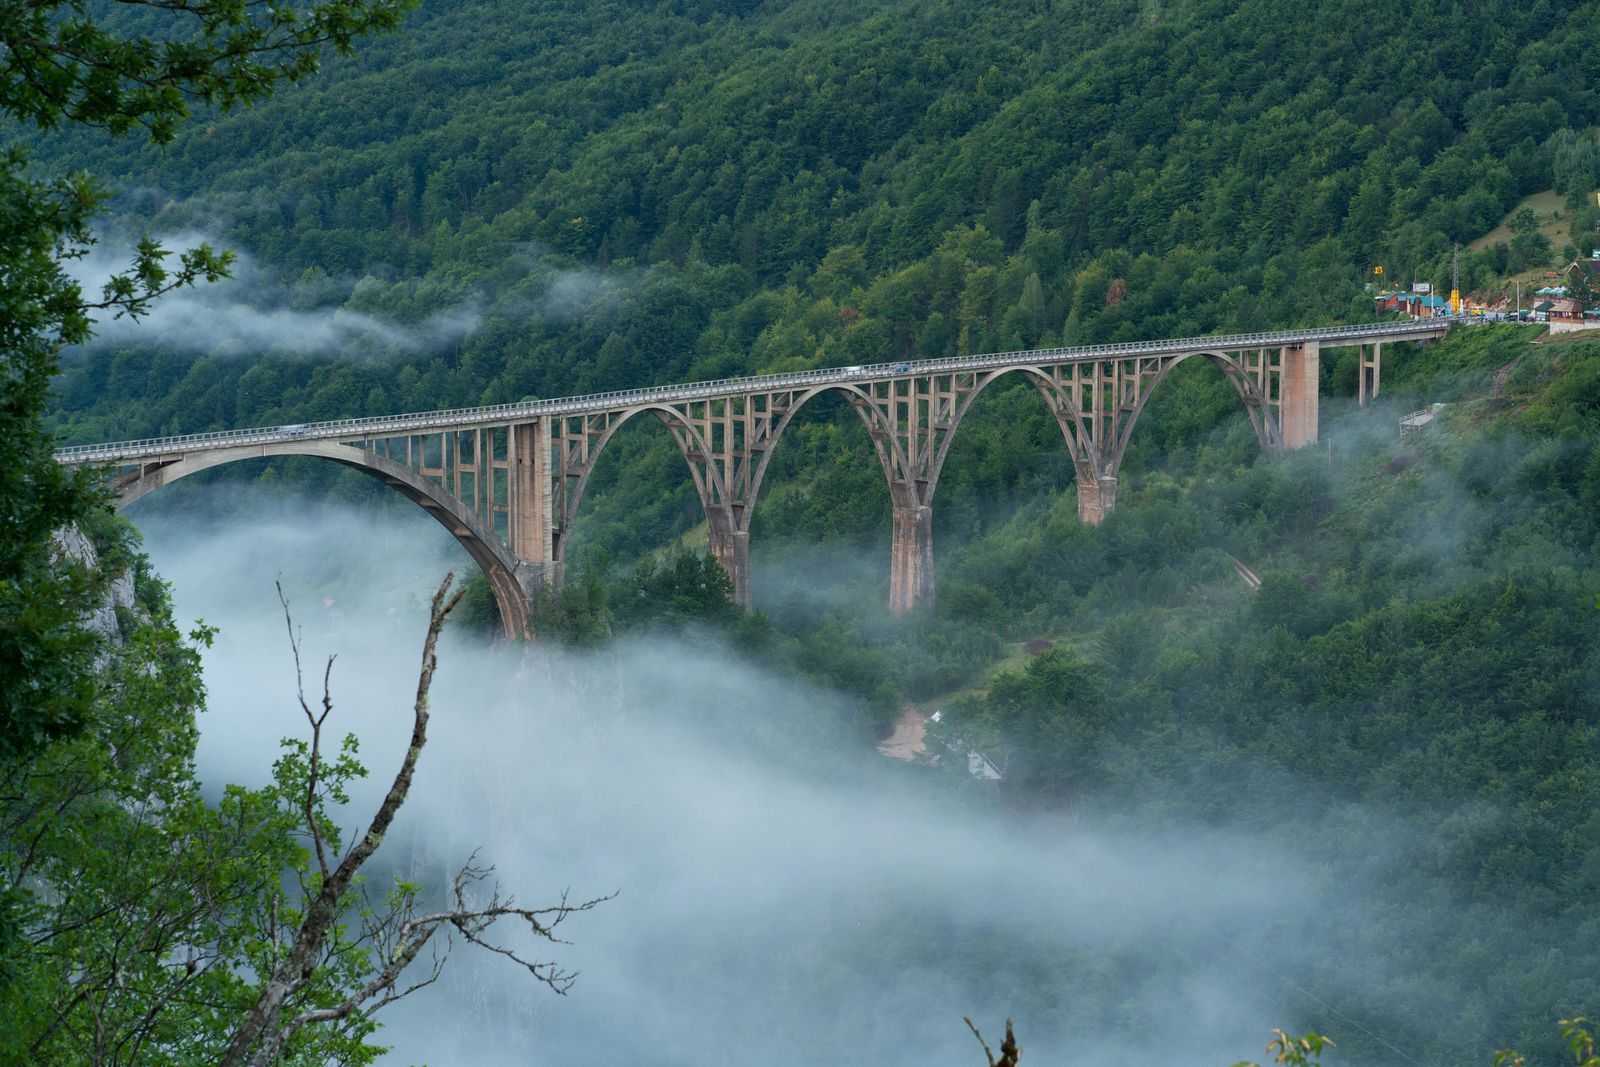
[515,560,563,597]
[889,504,934,615]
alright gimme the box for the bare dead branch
[225,575,463,1067]
[287,885,613,1034]
[446,888,616,995]
[966,1017,995,1066]
[277,580,332,882]
[224,573,599,1067]
[965,1017,1020,1067]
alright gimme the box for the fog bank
[129,490,1423,1066]
[63,226,634,361]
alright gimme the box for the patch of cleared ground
[1470,189,1571,250]
[878,705,928,760]
[877,637,1066,761]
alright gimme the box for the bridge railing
[52,319,1453,464]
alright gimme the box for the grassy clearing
[1531,326,1600,344]
[1469,188,1572,254]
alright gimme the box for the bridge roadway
[56,318,1450,636]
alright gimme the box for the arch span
[910,353,1285,531]
[1113,350,1283,468]
[552,401,750,603]
[112,440,532,639]
[923,365,1094,502]
[743,382,919,522]
[556,404,725,543]
[739,380,950,615]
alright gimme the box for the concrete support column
[706,507,751,609]
[1075,463,1119,525]
[889,503,934,616]
[1280,341,1320,449]
[510,419,554,569]
[1359,342,1381,408]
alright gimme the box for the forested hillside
[43,0,1600,434]
[37,0,1600,630]
[40,0,1600,600]
[24,1,1600,1060]
[928,325,1600,1062]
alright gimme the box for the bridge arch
[1112,350,1282,471]
[910,353,1282,526]
[922,365,1094,504]
[556,404,726,542]
[742,381,923,525]
[112,440,532,640]
[736,379,965,615]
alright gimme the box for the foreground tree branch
[966,1016,1020,1067]
[277,580,334,883]
[286,862,611,1036]
[222,574,610,1066]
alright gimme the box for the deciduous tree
[0,0,415,762]
[220,577,609,1066]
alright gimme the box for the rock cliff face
[51,525,143,657]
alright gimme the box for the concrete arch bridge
[55,320,1446,637]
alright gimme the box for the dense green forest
[42,0,1600,440]
[932,325,1600,1062]
[15,0,1600,1061]
[39,0,1600,617]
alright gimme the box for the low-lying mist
[62,224,636,362]
[130,488,1441,1066]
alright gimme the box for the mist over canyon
[124,486,1455,1067]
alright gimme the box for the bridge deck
[54,319,1448,465]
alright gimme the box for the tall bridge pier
[1279,341,1320,449]
[57,322,1444,637]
